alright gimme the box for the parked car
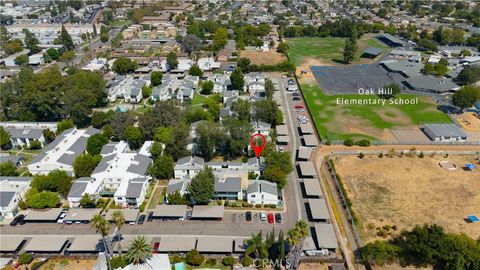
[275,213,282,223]
[147,212,154,222]
[260,212,267,221]
[245,211,252,221]
[153,242,160,253]
[294,105,303,109]
[267,213,274,224]
[288,79,295,85]
[9,218,18,227]
[137,215,146,225]
[292,92,300,96]
[293,96,301,101]
[187,210,193,220]
[57,212,67,224]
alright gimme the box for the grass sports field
[301,84,452,141]
[287,35,388,67]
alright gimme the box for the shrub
[325,140,332,145]
[222,256,235,266]
[242,256,253,266]
[18,253,33,265]
[419,151,424,158]
[358,152,365,159]
[170,255,182,264]
[378,153,383,158]
[110,255,128,269]
[206,258,216,266]
[186,249,204,266]
[31,260,47,270]
[344,138,354,146]
[255,204,262,208]
[29,140,42,150]
[356,139,371,147]
[224,200,229,206]
[139,201,146,212]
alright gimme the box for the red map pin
[250,133,267,158]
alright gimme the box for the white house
[0,177,32,219]
[174,156,205,179]
[5,127,45,149]
[247,180,279,206]
[28,127,101,175]
[107,76,147,103]
[251,121,271,138]
[82,58,108,72]
[197,57,221,71]
[206,73,231,94]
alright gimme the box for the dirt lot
[334,154,480,243]
[239,50,287,65]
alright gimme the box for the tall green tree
[149,155,174,179]
[87,133,109,155]
[91,214,112,269]
[213,27,228,50]
[73,154,102,177]
[188,167,215,204]
[0,162,19,176]
[246,231,268,259]
[452,85,480,110]
[188,64,203,77]
[0,127,11,150]
[230,68,244,90]
[122,125,143,149]
[150,71,163,86]
[166,51,178,69]
[112,57,138,74]
[126,236,153,265]
[59,24,75,51]
[22,29,40,53]
[111,210,126,251]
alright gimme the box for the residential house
[5,127,45,149]
[107,76,148,103]
[197,57,221,71]
[206,73,231,94]
[28,127,101,175]
[82,58,108,72]
[247,180,279,206]
[174,156,205,179]
[214,177,242,200]
[251,121,271,138]
[0,177,32,219]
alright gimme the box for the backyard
[301,84,452,141]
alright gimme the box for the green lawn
[287,36,388,66]
[147,187,165,209]
[301,84,452,141]
[110,19,131,28]
[191,94,207,106]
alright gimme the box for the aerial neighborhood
[0,1,479,270]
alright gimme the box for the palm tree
[126,236,153,265]
[91,214,112,270]
[287,220,308,246]
[245,231,267,259]
[111,210,126,255]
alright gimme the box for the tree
[231,99,252,122]
[4,39,23,55]
[237,58,251,73]
[276,42,289,54]
[60,50,76,65]
[182,34,202,53]
[111,210,126,244]
[149,155,174,179]
[0,25,10,47]
[361,240,400,266]
[151,71,163,86]
[31,170,73,197]
[188,167,215,204]
[57,120,75,134]
[0,127,11,150]
[126,236,153,265]
[59,24,75,51]
[278,230,285,264]
[110,256,128,269]
[222,256,235,266]
[18,253,33,265]
[44,48,60,62]
[242,256,253,266]
[22,29,40,54]
[112,57,138,74]
[230,68,245,90]
[42,129,56,144]
[343,38,357,64]
[164,123,190,160]
[79,193,96,208]
[131,9,144,24]
[200,81,214,95]
[263,165,287,188]
[435,62,448,77]
[73,154,102,177]
[110,112,136,141]
[0,162,18,176]
[14,54,28,66]
[91,112,107,129]
[186,249,204,266]
[166,52,178,70]
[91,214,112,269]
[287,220,309,246]
[87,133,109,155]
[150,141,163,160]
[100,25,109,43]
[154,127,171,143]
[255,99,282,125]
[27,191,60,208]
[188,64,203,77]
[379,83,400,99]
[265,79,275,99]
[423,63,435,75]
[142,85,151,98]
[456,65,480,85]
[123,126,143,150]
[167,190,188,205]
[246,231,268,259]
[452,85,480,110]
[213,27,228,50]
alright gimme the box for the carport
[153,205,186,219]
[196,236,233,253]
[112,235,151,253]
[158,236,197,252]
[307,199,330,222]
[313,224,338,251]
[297,147,313,161]
[299,124,314,135]
[276,136,290,145]
[25,236,69,253]
[24,208,63,223]
[0,236,26,253]
[276,125,289,136]
[233,237,248,253]
[105,209,139,223]
[302,135,318,147]
[67,236,104,253]
[298,162,316,178]
[191,205,224,220]
[64,208,101,223]
[303,179,322,198]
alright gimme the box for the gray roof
[0,176,32,182]
[158,236,196,252]
[276,125,289,136]
[68,235,103,252]
[92,154,116,174]
[378,33,403,45]
[215,177,242,193]
[29,128,76,164]
[126,178,148,198]
[363,46,382,56]
[100,143,116,155]
[247,180,278,196]
[298,162,316,177]
[297,147,313,160]
[25,236,69,252]
[299,124,314,134]
[404,76,458,93]
[313,223,338,249]
[308,198,330,220]
[5,127,43,139]
[105,209,139,222]
[84,127,101,136]
[303,134,318,147]
[64,208,102,221]
[424,124,468,138]
[127,154,152,175]
[381,60,423,78]
[196,236,233,253]
[276,136,290,144]
[0,235,25,252]
[153,204,187,217]
[24,208,64,221]
[0,191,15,207]
[67,179,91,197]
[303,179,322,197]
[191,205,224,219]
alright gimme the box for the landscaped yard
[147,187,165,209]
[301,84,452,141]
[191,94,207,106]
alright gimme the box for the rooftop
[64,208,102,221]
[158,236,197,252]
[196,236,233,253]
[152,204,187,218]
[298,162,316,177]
[191,205,224,219]
[313,223,338,249]
[308,198,330,220]
[303,179,322,197]
[25,236,68,252]
[24,208,63,221]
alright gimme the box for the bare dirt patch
[334,154,480,243]
[453,111,480,131]
[239,50,287,65]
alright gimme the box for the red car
[153,242,160,253]
[295,105,303,109]
[267,213,274,224]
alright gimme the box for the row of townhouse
[169,156,280,206]
[67,141,152,208]
[150,74,199,102]
[107,75,150,103]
